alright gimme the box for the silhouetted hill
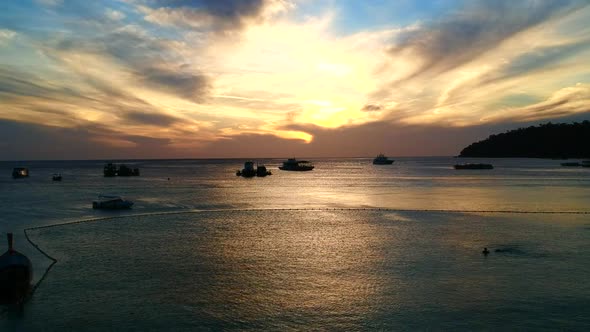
[459,121,590,158]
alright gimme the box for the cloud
[387,0,586,82]
[140,0,293,31]
[122,111,182,127]
[482,83,590,123]
[140,67,210,102]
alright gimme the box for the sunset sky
[1,0,590,160]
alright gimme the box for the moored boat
[92,195,134,209]
[373,154,394,165]
[52,173,62,181]
[256,165,272,177]
[12,168,29,179]
[236,161,257,177]
[278,158,314,171]
[454,163,494,170]
[0,233,33,304]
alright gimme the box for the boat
[92,195,134,209]
[103,163,117,177]
[103,163,140,177]
[453,163,494,170]
[117,164,140,176]
[0,233,33,304]
[236,161,257,177]
[278,158,314,171]
[52,173,62,181]
[256,165,272,177]
[12,168,29,179]
[373,154,394,165]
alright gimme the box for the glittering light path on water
[19,207,590,309]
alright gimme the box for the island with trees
[458,121,590,158]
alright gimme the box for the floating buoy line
[3,206,587,315]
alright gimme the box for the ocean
[1,157,589,330]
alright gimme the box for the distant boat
[236,161,257,177]
[52,173,62,181]
[373,154,394,165]
[92,195,134,209]
[236,162,272,177]
[256,165,272,177]
[12,168,29,179]
[0,233,32,304]
[454,163,494,170]
[103,163,117,177]
[103,163,139,177]
[278,158,314,171]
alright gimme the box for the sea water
[1,158,589,330]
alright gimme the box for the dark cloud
[361,104,383,112]
[52,28,211,102]
[387,0,586,82]
[122,111,182,127]
[141,67,209,102]
[0,119,177,160]
[146,0,269,30]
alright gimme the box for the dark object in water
[52,173,62,181]
[236,161,256,177]
[482,247,490,255]
[279,158,314,171]
[236,162,271,177]
[12,168,29,179]
[373,153,394,165]
[117,164,140,176]
[103,163,140,177]
[454,163,494,170]
[0,233,33,304]
[103,163,117,177]
[92,195,134,209]
[256,165,272,177]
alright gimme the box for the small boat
[278,158,314,171]
[12,168,29,179]
[117,164,140,176]
[103,163,117,177]
[373,154,394,165]
[454,163,494,170]
[103,163,140,177]
[256,165,272,177]
[0,233,33,304]
[92,195,134,209]
[236,161,257,177]
[52,173,62,181]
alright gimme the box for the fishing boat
[103,163,140,177]
[103,163,117,177]
[52,173,62,181]
[0,233,33,304]
[278,158,314,171]
[236,161,257,177]
[256,165,272,177]
[12,168,29,179]
[454,163,494,170]
[92,195,134,209]
[373,154,394,165]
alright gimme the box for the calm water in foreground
[1,157,589,330]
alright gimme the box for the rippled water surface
[1,158,589,330]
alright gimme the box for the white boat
[373,154,394,165]
[92,195,134,209]
[278,158,314,171]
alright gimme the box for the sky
[1,0,590,160]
